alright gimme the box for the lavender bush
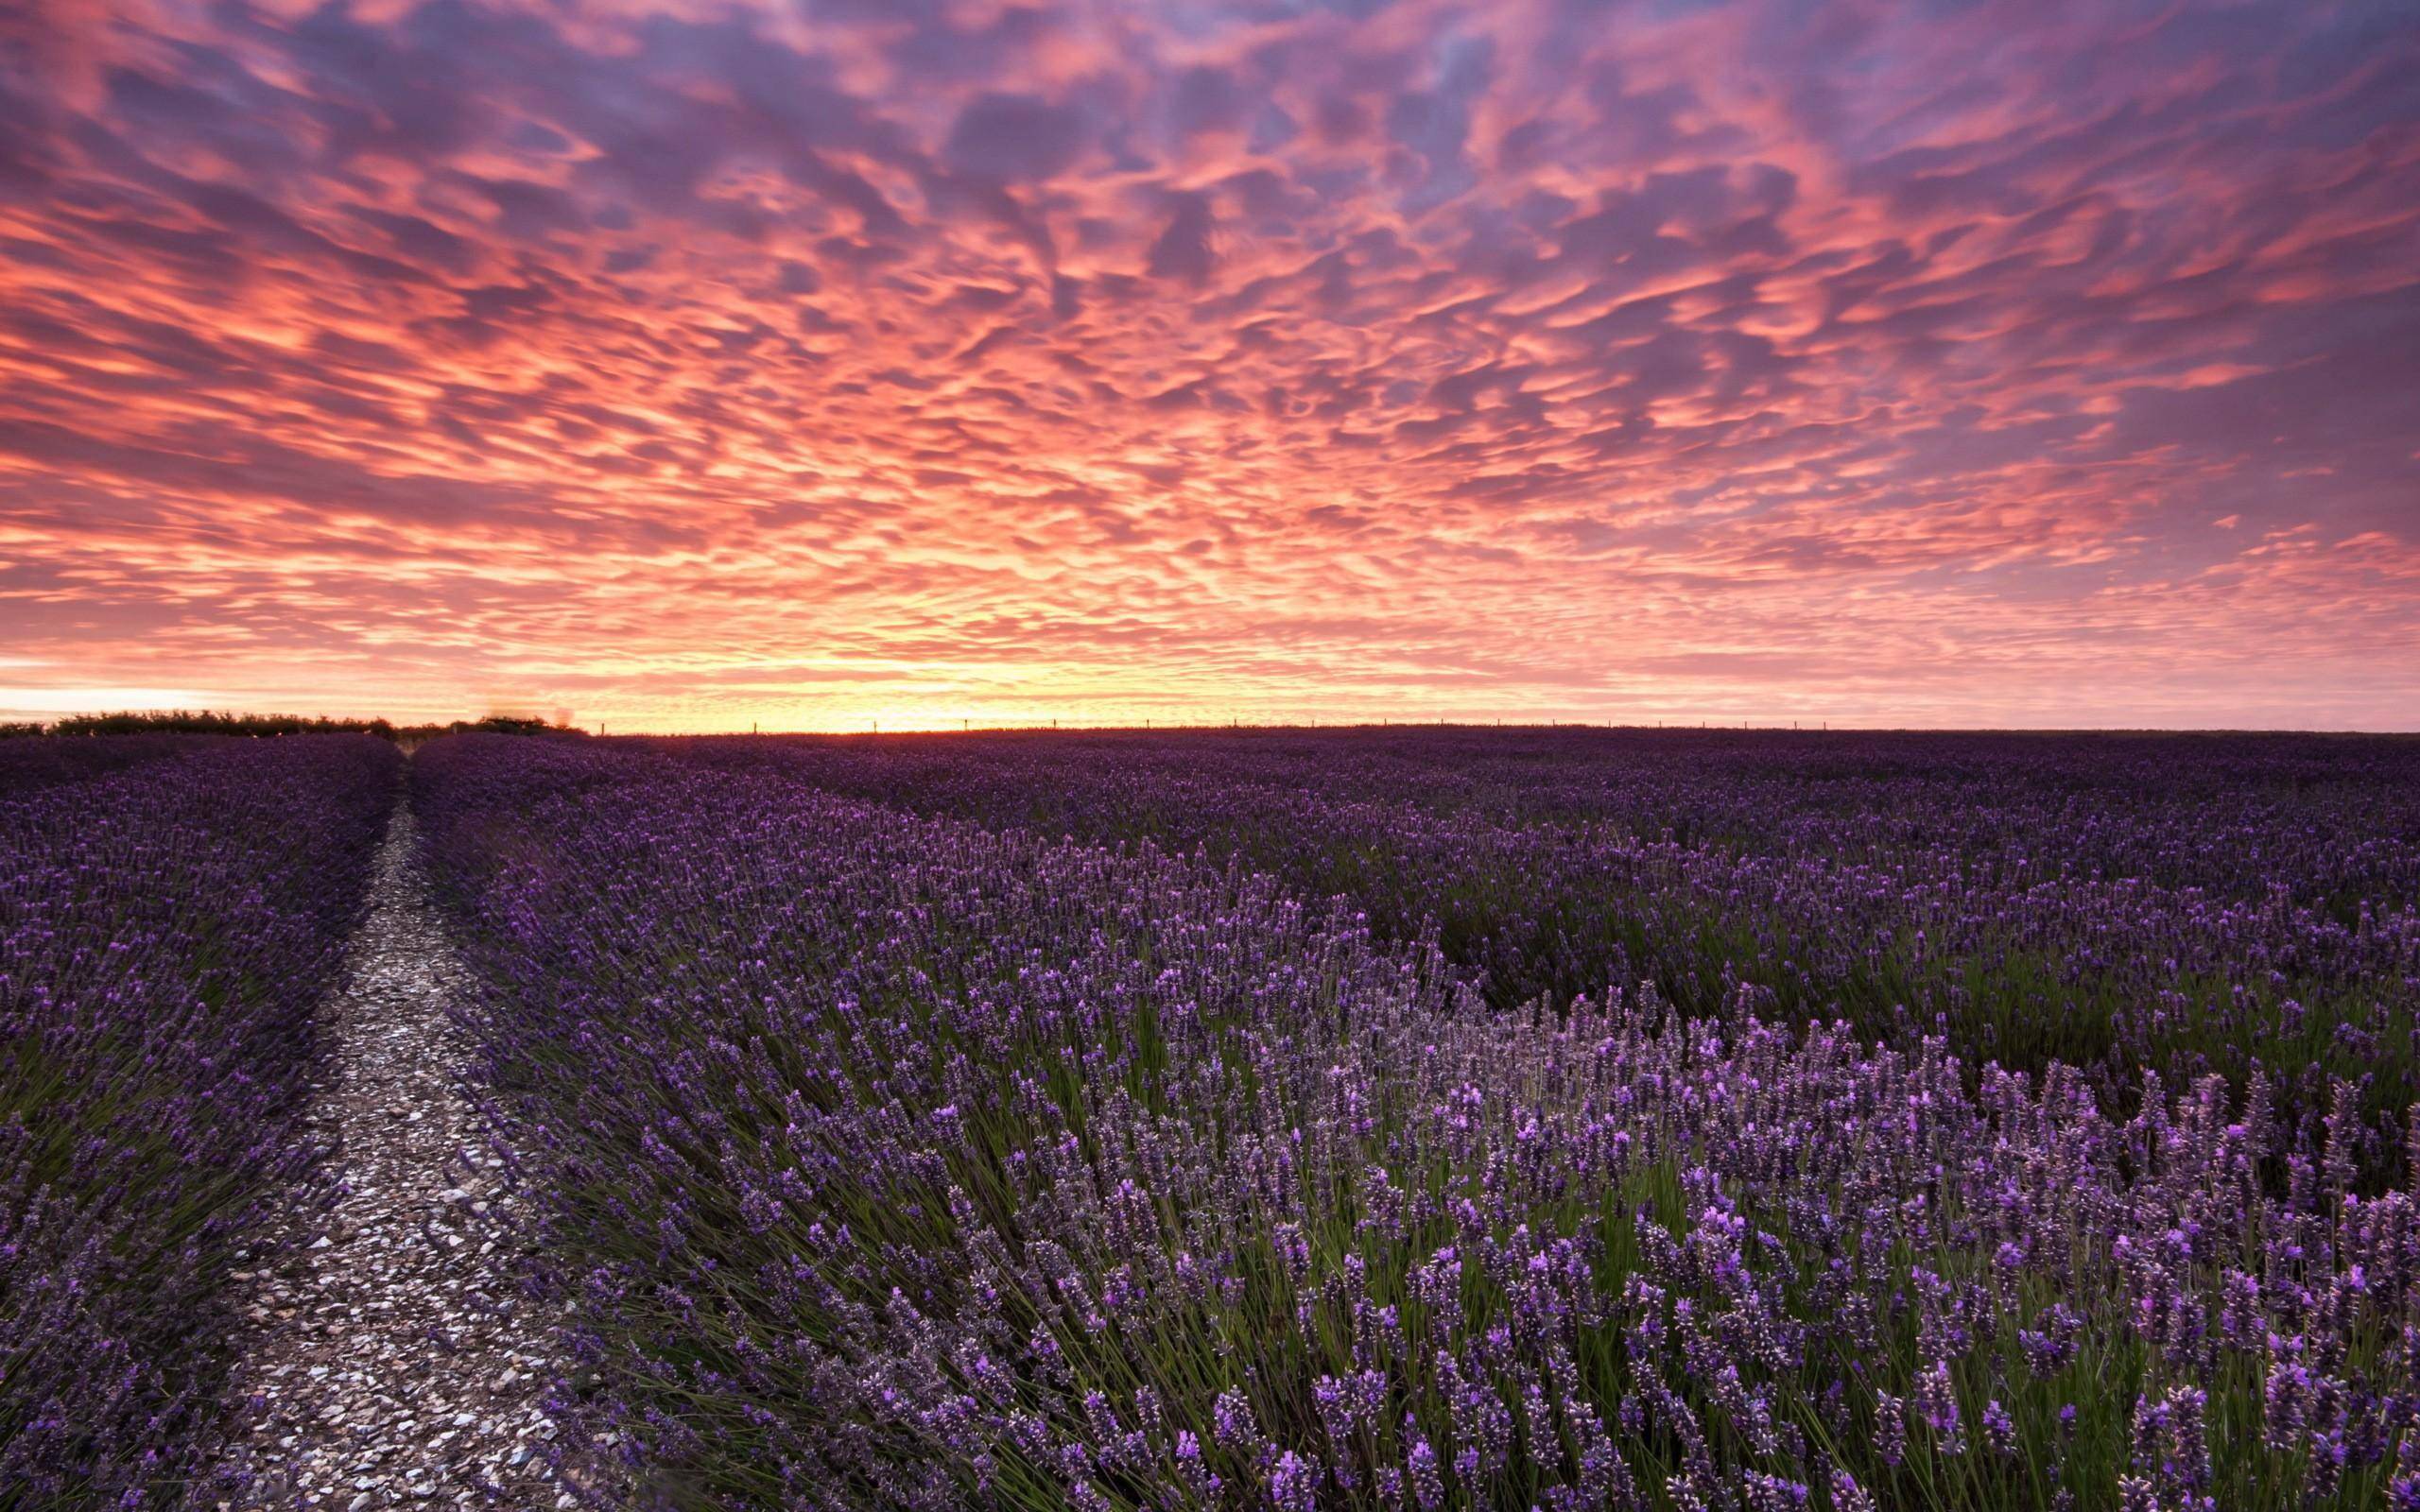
[421,733,2418,1510]
[652,730,2420,1156]
[0,735,398,1506]
[0,733,215,799]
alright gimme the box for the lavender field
[1,735,399,1503]
[8,728,2420,1509]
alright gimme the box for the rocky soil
[205,803,608,1511]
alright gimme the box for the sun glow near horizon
[2,0,2416,728]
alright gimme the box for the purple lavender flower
[2,733,397,1501]
[400,730,2420,1512]
[1406,1436,1445,1512]
[1270,1449,1320,1512]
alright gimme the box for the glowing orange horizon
[3,0,2416,731]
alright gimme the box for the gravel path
[206,800,598,1511]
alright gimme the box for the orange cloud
[1,0,2415,730]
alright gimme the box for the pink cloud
[0,0,2415,730]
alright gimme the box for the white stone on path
[205,793,611,1510]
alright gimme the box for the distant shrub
[44,709,399,739]
[399,714,573,738]
[18,711,586,741]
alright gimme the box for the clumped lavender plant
[651,727,2420,1151]
[0,731,213,798]
[0,734,397,1505]
[420,734,2419,1509]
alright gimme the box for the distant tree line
[0,710,579,740]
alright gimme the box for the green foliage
[43,709,400,738]
[15,710,586,740]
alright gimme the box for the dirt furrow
[205,802,596,1511]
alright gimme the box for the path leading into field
[208,802,594,1511]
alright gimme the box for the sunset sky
[4,0,2416,731]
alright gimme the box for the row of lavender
[650,730,2420,1165]
[0,732,229,798]
[419,733,2419,1510]
[0,735,399,1505]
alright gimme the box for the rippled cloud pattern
[3,0,2416,727]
